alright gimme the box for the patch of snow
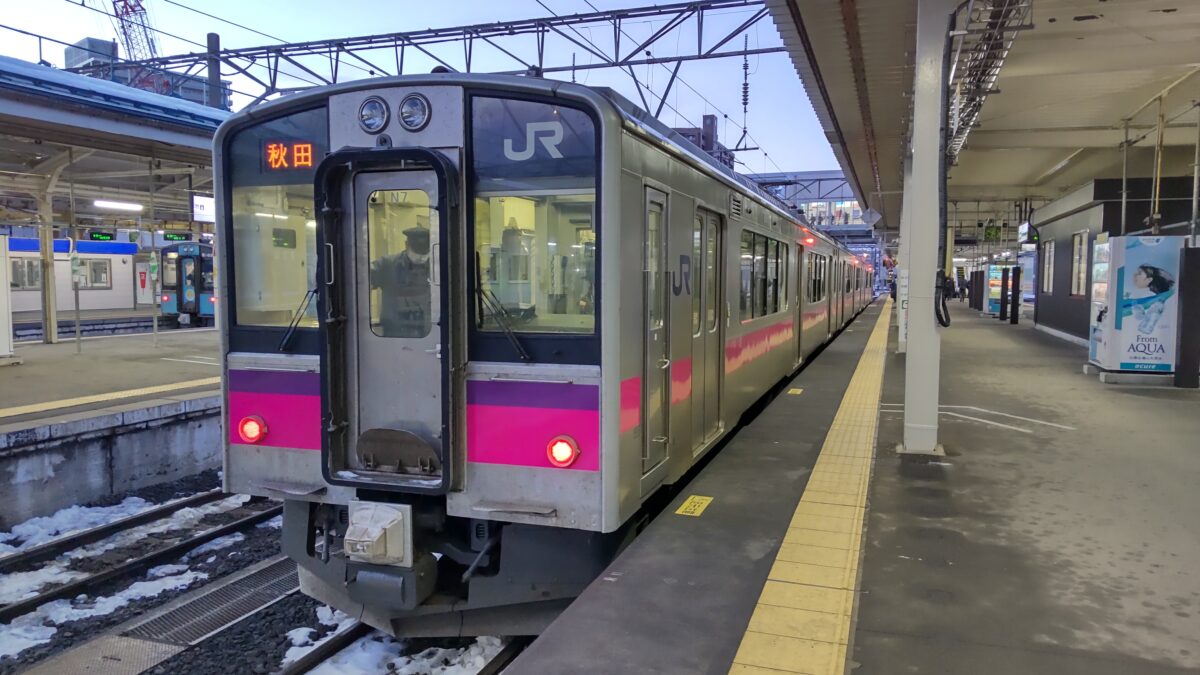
[185,532,245,559]
[147,564,189,578]
[335,471,358,479]
[257,515,283,529]
[0,495,249,605]
[307,634,503,675]
[0,568,207,659]
[279,607,358,667]
[0,497,153,555]
[286,627,316,647]
[204,555,217,564]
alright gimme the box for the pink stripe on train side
[619,376,641,433]
[227,391,322,450]
[466,404,600,471]
[725,319,794,375]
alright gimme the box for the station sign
[192,195,216,223]
[87,231,115,241]
[1018,222,1039,244]
[163,232,192,242]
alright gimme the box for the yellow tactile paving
[0,377,222,420]
[729,301,892,675]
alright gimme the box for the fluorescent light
[94,200,143,212]
[254,212,289,220]
[306,220,316,229]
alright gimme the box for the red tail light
[238,415,267,443]
[162,295,170,302]
[547,435,579,468]
[804,237,815,245]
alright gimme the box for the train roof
[218,73,842,251]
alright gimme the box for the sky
[0,0,837,173]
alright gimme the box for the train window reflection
[474,193,596,333]
[367,189,434,338]
[230,184,318,327]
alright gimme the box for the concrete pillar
[37,194,58,344]
[900,0,953,455]
[896,156,913,354]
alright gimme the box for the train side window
[766,240,779,314]
[80,259,112,290]
[740,230,753,321]
[692,214,703,337]
[366,188,434,339]
[706,218,718,331]
[753,234,767,318]
[9,259,40,290]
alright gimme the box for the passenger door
[643,188,670,474]
[690,208,724,454]
[179,256,198,314]
[348,170,445,483]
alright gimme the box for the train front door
[349,169,446,481]
[690,208,723,453]
[178,256,199,315]
[643,187,670,476]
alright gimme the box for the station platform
[510,302,1200,674]
[0,329,220,426]
[11,307,163,342]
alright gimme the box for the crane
[111,0,160,63]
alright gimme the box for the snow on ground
[309,635,504,675]
[184,532,245,559]
[0,567,207,659]
[257,515,283,529]
[279,606,359,667]
[0,497,154,554]
[0,495,250,605]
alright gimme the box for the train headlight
[358,97,389,134]
[398,94,431,131]
[547,435,580,468]
[238,415,268,444]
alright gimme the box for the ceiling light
[94,200,143,212]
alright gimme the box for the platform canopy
[768,0,1200,241]
[0,54,227,229]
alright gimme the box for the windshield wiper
[474,256,531,362]
[278,287,317,352]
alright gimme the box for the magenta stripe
[228,369,320,396]
[467,379,598,410]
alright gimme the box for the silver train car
[215,73,874,636]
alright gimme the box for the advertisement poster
[1114,237,1181,372]
[986,265,1004,314]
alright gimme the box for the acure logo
[504,121,565,161]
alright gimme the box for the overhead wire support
[65,0,781,103]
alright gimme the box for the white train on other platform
[215,73,875,637]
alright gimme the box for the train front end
[216,77,624,636]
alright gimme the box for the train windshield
[226,107,328,329]
[470,96,598,335]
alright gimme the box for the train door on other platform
[179,256,199,315]
[690,208,723,454]
[643,188,670,475]
[794,244,805,365]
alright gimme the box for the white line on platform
[941,411,1033,433]
[13,327,217,346]
[160,358,221,366]
[878,403,1073,430]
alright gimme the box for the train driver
[370,225,432,337]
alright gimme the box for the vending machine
[985,265,1005,314]
[1088,235,1186,373]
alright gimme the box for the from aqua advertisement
[1114,237,1182,372]
[986,265,1003,313]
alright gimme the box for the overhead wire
[580,0,785,173]
[64,0,325,90]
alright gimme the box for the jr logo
[503,121,565,161]
[672,254,692,297]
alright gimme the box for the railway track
[0,496,282,624]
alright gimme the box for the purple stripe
[467,379,598,410]
[228,369,320,396]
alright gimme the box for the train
[215,73,875,637]
[159,241,215,326]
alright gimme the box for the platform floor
[0,329,220,425]
[510,301,1200,674]
[855,311,1200,673]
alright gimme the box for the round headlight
[398,94,431,131]
[358,97,389,134]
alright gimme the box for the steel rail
[0,489,226,575]
[0,504,283,624]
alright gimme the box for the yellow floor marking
[675,495,714,517]
[729,301,891,675]
[0,377,222,420]
[787,388,804,395]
